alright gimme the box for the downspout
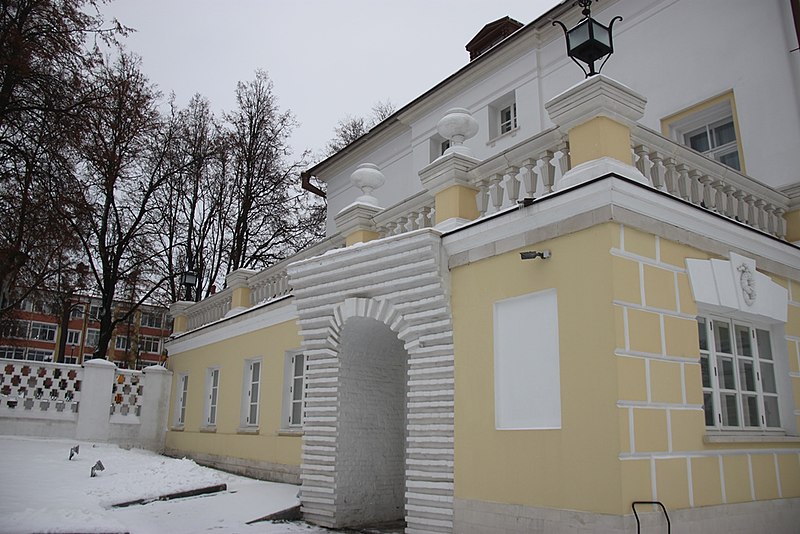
[301,171,326,198]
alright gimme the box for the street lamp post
[180,270,198,302]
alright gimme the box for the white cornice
[166,298,297,355]
[443,175,800,279]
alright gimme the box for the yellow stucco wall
[452,222,800,517]
[165,317,303,468]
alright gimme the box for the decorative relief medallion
[737,263,756,306]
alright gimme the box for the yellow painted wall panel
[723,455,752,503]
[785,209,800,243]
[627,309,662,355]
[643,265,676,312]
[793,377,800,411]
[791,279,800,302]
[649,360,683,404]
[622,227,656,260]
[164,316,303,469]
[751,454,779,501]
[683,363,703,405]
[452,223,626,515]
[614,305,626,350]
[777,453,800,498]
[617,357,647,402]
[664,316,699,360]
[633,409,668,453]
[655,458,690,509]
[618,409,631,454]
[787,340,799,374]
[675,273,697,316]
[620,459,652,506]
[658,239,708,268]
[669,409,705,452]
[612,256,641,305]
[568,116,633,166]
[691,456,723,508]
[787,304,800,338]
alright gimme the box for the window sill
[170,426,184,432]
[237,426,259,435]
[278,428,303,437]
[704,432,800,444]
[199,426,216,433]
[487,127,519,148]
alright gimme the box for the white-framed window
[204,367,220,427]
[3,320,29,339]
[85,328,100,348]
[27,349,53,362]
[489,92,518,140]
[140,335,161,354]
[70,305,84,319]
[699,317,780,430]
[29,322,56,342]
[140,311,163,329]
[242,359,262,427]
[283,350,306,428]
[89,305,102,321]
[175,373,189,427]
[0,346,25,359]
[664,95,742,172]
[115,335,129,350]
[66,329,81,346]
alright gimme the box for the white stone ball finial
[437,108,479,156]
[350,163,385,206]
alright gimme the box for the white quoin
[437,108,479,156]
[350,163,386,206]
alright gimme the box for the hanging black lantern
[553,0,622,78]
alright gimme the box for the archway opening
[335,316,408,528]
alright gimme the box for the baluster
[407,211,419,231]
[420,206,433,228]
[521,159,538,199]
[742,195,756,226]
[505,166,521,204]
[384,221,397,236]
[774,207,787,239]
[753,199,767,231]
[764,204,776,235]
[687,170,703,205]
[732,191,746,222]
[633,145,651,181]
[663,158,678,196]
[723,185,737,219]
[538,151,556,194]
[488,173,504,211]
[397,216,409,235]
[711,180,726,214]
[475,180,490,217]
[676,164,691,201]
[556,139,570,177]
[697,175,714,209]
[649,152,665,191]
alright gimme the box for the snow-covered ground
[0,436,328,534]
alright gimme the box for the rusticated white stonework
[287,229,455,533]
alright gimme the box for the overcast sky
[101,1,560,160]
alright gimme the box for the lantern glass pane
[592,20,611,47]
[568,20,590,51]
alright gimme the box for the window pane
[713,121,736,147]
[737,360,756,391]
[760,362,776,394]
[249,404,258,424]
[718,150,740,171]
[697,318,708,351]
[763,396,780,428]
[703,392,715,426]
[740,395,759,427]
[756,330,772,360]
[294,354,304,376]
[688,130,710,152]
[734,325,751,356]
[251,361,260,383]
[209,406,216,424]
[250,382,259,404]
[713,320,732,354]
[717,355,736,390]
[212,369,219,388]
[700,354,712,388]
[293,377,303,401]
[721,393,739,426]
[291,402,302,425]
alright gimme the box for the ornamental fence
[0,358,171,451]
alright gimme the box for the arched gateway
[287,230,455,533]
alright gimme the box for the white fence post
[75,359,116,442]
[140,365,172,450]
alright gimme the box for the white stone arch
[288,230,455,533]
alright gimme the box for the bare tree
[226,70,324,272]
[0,0,126,318]
[324,99,395,156]
[69,53,179,359]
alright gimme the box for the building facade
[1,295,171,369]
[165,1,800,532]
